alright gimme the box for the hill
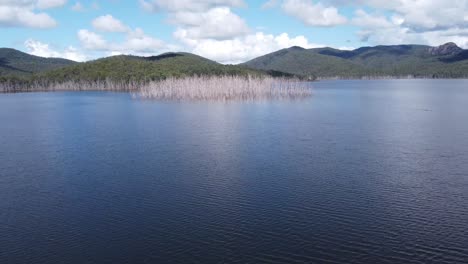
[0,48,76,76]
[0,51,271,92]
[37,52,264,83]
[242,43,468,79]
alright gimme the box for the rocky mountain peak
[428,42,462,56]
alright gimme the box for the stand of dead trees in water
[0,76,312,101]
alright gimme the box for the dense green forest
[37,53,265,82]
[0,51,264,82]
[243,43,468,79]
[0,51,272,92]
[1,50,309,92]
[0,48,76,77]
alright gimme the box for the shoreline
[2,77,468,95]
[0,76,312,101]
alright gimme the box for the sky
[1,0,467,64]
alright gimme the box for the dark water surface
[1,80,468,264]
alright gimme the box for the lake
[1,79,468,264]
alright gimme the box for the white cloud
[282,0,347,26]
[265,0,467,32]
[141,0,251,41]
[328,0,468,45]
[345,1,468,48]
[78,29,108,50]
[352,9,393,29]
[0,6,57,28]
[176,31,323,64]
[24,39,87,61]
[139,0,245,12]
[273,0,467,47]
[118,28,173,55]
[36,0,67,9]
[92,15,130,33]
[327,0,468,29]
[390,0,467,31]
[0,0,65,28]
[141,0,326,63]
[259,0,464,47]
[171,7,250,40]
[78,16,177,57]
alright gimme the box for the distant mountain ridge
[0,48,76,76]
[428,42,462,56]
[1,43,468,81]
[242,42,468,79]
[1,51,264,85]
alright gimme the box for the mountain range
[243,42,468,79]
[1,42,468,83]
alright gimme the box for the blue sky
[1,0,467,63]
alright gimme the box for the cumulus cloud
[348,0,468,31]
[171,7,250,40]
[176,31,323,64]
[343,1,468,48]
[140,0,251,41]
[261,0,467,47]
[78,15,177,56]
[139,0,245,12]
[0,7,56,28]
[36,0,67,9]
[25,39,87,61]
[320,0,468,47]
[92,15,130,33]
[78,29,108,50]
[282,0,347,26]
[351,9,394,29]
[140,0,325,63]
[118,28,172,55]
[0,0,65,28]
[391,1,466,31]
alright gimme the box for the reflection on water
[1,80,468,264]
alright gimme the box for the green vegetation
[0,48,76,77]
[243,43,468,79]
[37,52,264,83]
[1,51,269,92]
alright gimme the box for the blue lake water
[1,79,468,263]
